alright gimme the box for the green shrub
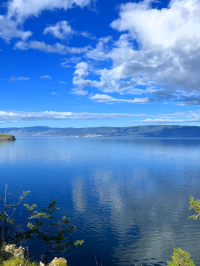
[0,258,38,266]
[167,248,195,266]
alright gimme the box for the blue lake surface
[1,137,200,266]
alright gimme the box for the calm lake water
[1,137,200,266]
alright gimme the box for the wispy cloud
[10,76,30,81]
[41,75,52,79]
[61,56,82,67]
[132,119,200,124]
[43,20,96,40]
[71,89,88,95]
[1,109,200,124]
[132,110,200,124]
[89,94,153,104]
[58,81,67,84]
[14,40,91,55]
[0,110,148,123]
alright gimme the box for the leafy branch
[27,199,83,265]
[0,185,37,243]
[188,196,200,220]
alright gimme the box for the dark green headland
[0,133,16,141]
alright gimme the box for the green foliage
[188,196,200,220]
[167,248,195,266]
[0,245,6,251]
[27,199,83,265]
[167,196,200,266]
[0,185,37,243]
[0,186,83,265]
[0,258,38,266]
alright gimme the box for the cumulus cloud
[0,110,147,123]
[109,0,200,92]
[72,62,91,95]
[40,75,52,79]
[111,0,200,49]
[10,76,30,81]
[72,59,158,98]
[85,36,113,61]
[14,40,91,54]
[69,0,200,105]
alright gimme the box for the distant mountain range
[0,125,200,138]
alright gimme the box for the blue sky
[0,0,200,128]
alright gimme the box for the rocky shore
[0,243,68,266]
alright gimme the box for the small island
[0,133,16,141]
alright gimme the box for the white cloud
[85,37,111,61]
[74,62,89,79]
[51,92,59,96]
[0,0,93,41]
[71,59,157,98]
[0,15,32,42]
[80,31,96,40]
[72,62,90,95]
[111,0,200,49]
[132,109,200,123]
[0,109,199,124]
[6,0,93,23]
[132,118,200,124]
[89,94,152,104]
[14,40,91,54]
[70,0,200,105]
[43,20,96,40]
[58,81,67,84]
[10,76,30,81]
[41,75,52,79]
[71,89,88,95]
[43,21,74,39]
[0,110,148,123]
[61,56,82,67]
